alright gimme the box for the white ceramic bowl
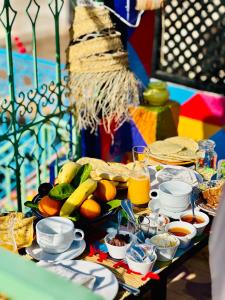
[104,231,133,260]
[180,210,209,236]
[150,180,192,213]
[126,252,157,275]
[165,221,197,249]
[149,234,180,262]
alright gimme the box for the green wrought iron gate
[0,0,79,212]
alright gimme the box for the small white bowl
[165,221,197,249]
[126,252,157,275]
[104,231,133,260]
[179,210,209,236]
[148,234,180,262]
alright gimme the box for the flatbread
[107,163,130,173]
[95,170,129,182]
[13,216,35,249]
[148,155,193,165]
[126,162,135,170]
[148,152,186,162]
[149,141,183,155]
[0,213,34,251]
[76,157,108,169]
[170,149,198,160]
[95,164,130,182]
[165,136,198,152]
[126,161,144,171]
[90,170,102,181]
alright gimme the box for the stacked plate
[146,137,199,166]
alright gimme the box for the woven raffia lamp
[68,0,163,134]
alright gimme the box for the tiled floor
[167,247,211,300]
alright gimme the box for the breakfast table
[77,212,211,300]
[3,135,222,300]
[22,151,217,300]
[22,205,211,300]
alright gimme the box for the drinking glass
[132,146,148,164]
[127,160,151,206]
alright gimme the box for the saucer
[148,198,192,219]
[26,240,86,262]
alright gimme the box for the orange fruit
[38,196,62,217]
[80,199,101,220]
[94,180,117,202]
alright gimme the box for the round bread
[126,161,144,171]
[170,149,198,160]
[126,162,135,170]
[165,137,198,152]
[148,152,186,163]
[149,141,183,155]
[95,165,130,182]
[76,157,108,169]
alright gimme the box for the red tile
[180,93,225,126]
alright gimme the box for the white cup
[126,252,157,275]
[180,210,209,236]
[150,180,192,212]
[165,221,196,248]
[148,234,180,261]
[104,231,134,260]
[36,217,84,254]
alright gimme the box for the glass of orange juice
[127,166,150,206]
[132,146,148,163]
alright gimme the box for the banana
[57,161,81,184]
[60,178,97,216]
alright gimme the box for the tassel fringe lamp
[69,5,139,134]
[69,1,164,134]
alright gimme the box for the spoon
[118,280,140,296]
[117,210,122,235]
[190,187,200,221]
[121,199,136,224]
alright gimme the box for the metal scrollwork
[0,0,79,211]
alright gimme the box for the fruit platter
[25,158,131,224]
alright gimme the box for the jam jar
[197,139,217,169]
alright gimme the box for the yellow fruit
[57,161,81,184]
[60,179,97,216]
[80,199,101,219]
[94,180,117,202]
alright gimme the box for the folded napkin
[38,262,96,290]
[158,168,198,186]
[127,243,156,263]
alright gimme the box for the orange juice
[127,175,150,205]
[137,153,145,161]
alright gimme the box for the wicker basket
[70,51,128,73]
[69,32,123,62]
[73,6,113,39]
